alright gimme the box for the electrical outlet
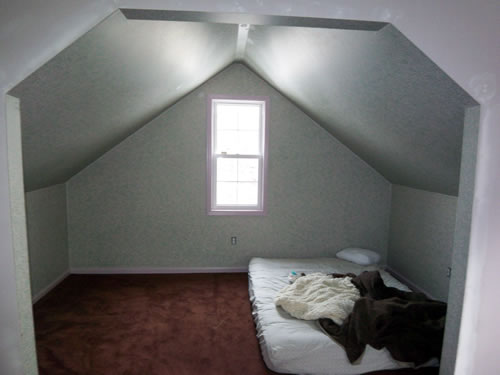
[231,236,237,245]
[447,267,452,278]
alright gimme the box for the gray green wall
[440,105,479,374]
[25,183,69,299]
[67,64,391,269]
[6,95,38,375]
[388,184,457,301]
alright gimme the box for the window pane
[238,105,261,130]
[216,182,237,205]
[216,104,238,130]
[217,129,259,155]
[216,130,238,154]
[236,130,259,154]
[237,182,258,205]
[217,158,237,182]
[237,159,259,182]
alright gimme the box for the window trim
[207,95,269,216]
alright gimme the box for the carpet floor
[33,273,439,375]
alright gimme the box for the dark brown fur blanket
[319,271,447,365]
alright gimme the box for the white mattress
[248,257,413,375]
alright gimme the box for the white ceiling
[10,10,476,194]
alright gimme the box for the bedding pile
[273,268,446,366]
[249,257,428,374]
[274,273,360,325]
[319,270,447,365]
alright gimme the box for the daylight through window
[208,97,268,215]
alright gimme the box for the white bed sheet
[248,257,413,375]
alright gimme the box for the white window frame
[207,96,269,215]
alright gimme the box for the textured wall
[13,13,238,192]
[441,106,480,374]
[25,184,69,298]
[388,185,457,301]
[5,95,38,374]
[67,64,391,269]
[244,24,474,196]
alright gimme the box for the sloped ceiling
[10,10,476,195]
[244,24,476,195]
[10,12,238,191]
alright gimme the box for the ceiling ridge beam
[235,24,250,60]
[121,9,386,31]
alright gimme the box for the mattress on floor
[248,257,414,375]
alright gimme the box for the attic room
[3,7,483,375]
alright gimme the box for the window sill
[208,209,266,216]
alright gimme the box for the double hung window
[208,97,268,215]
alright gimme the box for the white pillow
[336,248,381,266]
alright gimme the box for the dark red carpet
[33,273,438,375]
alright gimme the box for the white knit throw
[275,273,360,325]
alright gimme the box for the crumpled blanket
[319,271,447,365]
[275,272,360,325]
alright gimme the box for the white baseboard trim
[385,266,435,300]
[32,270,70,304]
[70,266,249,275]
